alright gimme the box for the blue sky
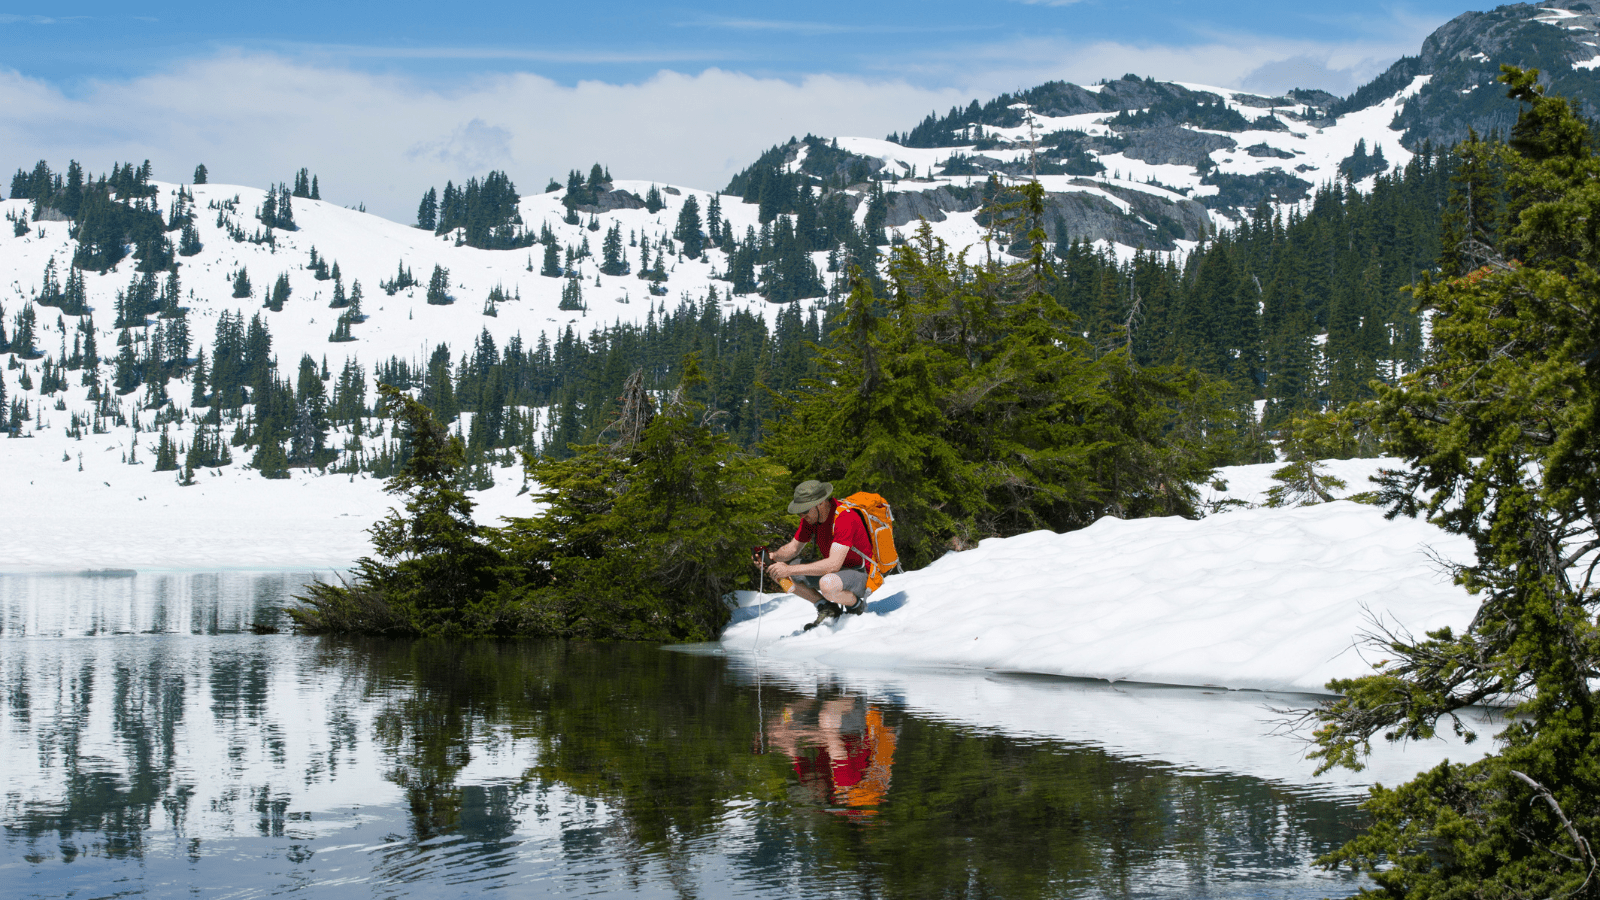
[1,0,1477,220]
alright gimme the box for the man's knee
[819,573,844,594]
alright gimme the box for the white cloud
[0,53,965,222]
[0,12,1441,224]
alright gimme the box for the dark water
[0,573,1372,899]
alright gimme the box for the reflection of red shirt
[795,499,874,570]
[789,709,896,811]
[793,737,873,791]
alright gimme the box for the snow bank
[722,500,1477,693]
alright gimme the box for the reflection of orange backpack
[838,492,902,594]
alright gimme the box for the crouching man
[761,480,873,630]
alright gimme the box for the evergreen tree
[1311,69,1600,898]
[267,273,291,312]
[192,164,207,185]
[11,304,38,359]
[600,222,629,276]
[416,186,438,230]
[190,347,209,407]
[674,195,705,259]
[426,264,452,305]
[559,273,585,311]
[288,385,505,635]
[231,267,251,299]
[541,240,561,278]
[178,221,202,256]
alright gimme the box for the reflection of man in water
[765,696,896,814]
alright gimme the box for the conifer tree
[267,273,290,312]
[674,195,704,259]
[178,221,202,257]
[416,186,437,230]
[559,273,585,311]
[232,268,252,299]
[600,222,629,276]
[1310,68,1600,898]
[541,241,561,278]
[193,164,207,185]
[190,347,209,406]
[426,265,452,305]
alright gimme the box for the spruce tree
[267,273,290,312]
[193,164,207,185]
[1310,68,1600,897]
[600,222,629,276]
[426,265,452,305]
[416,187,437,230]
[232,268,252,299]
[674,195,704,259]
[541,241,561,278]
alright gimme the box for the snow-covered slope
[723,497,1474,694]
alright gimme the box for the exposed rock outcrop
[1119,127,1237,166]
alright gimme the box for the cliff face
[1364,1,1600,149]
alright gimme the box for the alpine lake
[0,572,1391,899]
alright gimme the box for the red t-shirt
[795,499,874,570]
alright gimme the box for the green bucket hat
[788,479,833,514]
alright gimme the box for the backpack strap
[845,506,877,574]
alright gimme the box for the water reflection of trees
[3,642,282,860]
[4,634,1362,896]
[349,640,1365,898]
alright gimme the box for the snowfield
[724,459,1476,695]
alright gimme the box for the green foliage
[1308,68,1600,898]
[498,361,787,641]
[768,186,1214,566]
[290,385,507,636]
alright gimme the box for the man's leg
[817,573,860,610]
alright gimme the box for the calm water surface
[0,573,1372,899]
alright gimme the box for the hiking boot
[803,600,841,631]
[841,598,867,616]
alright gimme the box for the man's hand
[767,561,792,580]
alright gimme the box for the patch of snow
[724,473,1475,695]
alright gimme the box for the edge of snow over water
[722,500,1477,694]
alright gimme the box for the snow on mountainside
[5,0,1591,582]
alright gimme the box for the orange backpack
[837,492,902,594]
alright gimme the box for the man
[760,479,873,629]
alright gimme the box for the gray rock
[1246,143,1296,159]
[578,189,646,214]
[883,186,980,226]
[1044,181,1210,250]
[1119,127,1237,166]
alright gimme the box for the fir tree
[193,164,207,185]
[1310,68,1600,898]
[178,221,202,256]
[426,264,452,305]
[600,222,629,276]
[541,241,561,278]
[231,267,252,299]
[416,186,437,230]
[674,195,704,259]
[267,273,290,312]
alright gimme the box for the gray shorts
[791,568,869,600]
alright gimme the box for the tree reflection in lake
[1,573,1370,898]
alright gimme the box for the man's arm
[771,541,849,579]
[768,538,805,563]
